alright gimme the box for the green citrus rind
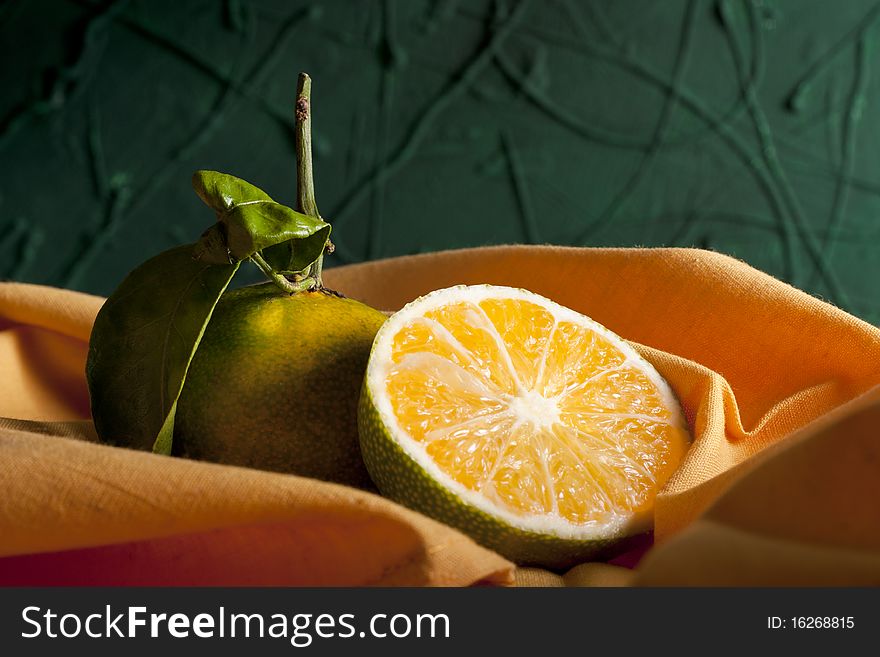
[174,283,386,489]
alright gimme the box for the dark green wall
[2,0,878,324]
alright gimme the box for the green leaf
[192,170,330,267]
[86,244,240,454]
[193,169,273,209]
[220,199,330,261]
[192,224,231,265]
[262,223,331,273]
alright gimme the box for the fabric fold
[1,246,878,585]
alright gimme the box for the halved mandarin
[358,285,690,567]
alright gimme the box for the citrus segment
[359,285,690,566]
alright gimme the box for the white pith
[507,390,560,430]
[366,284,688,540]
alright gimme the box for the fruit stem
[250,252,313,294]
[295,73,319,218]
[295,72,327,290]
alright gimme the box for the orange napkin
[1,245,878,585]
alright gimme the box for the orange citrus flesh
[384,296,689,528]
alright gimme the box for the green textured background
[1,0,878,324]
